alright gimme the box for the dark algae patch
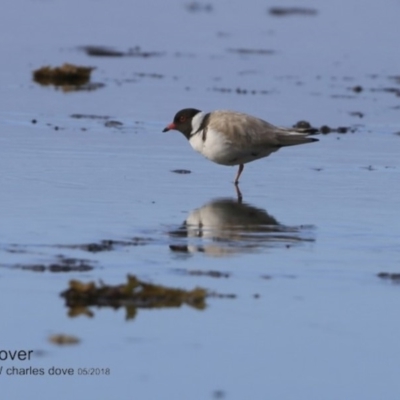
[80,46,127,57]
[185,2,213,13]
[61,275,207,320]
[60,237,153,253]
[134,72,164,79]
[171,169,192,174]
[80,45,163,58]
[227,48,275,55]
[70,114,111,120]
[268,7,318,16]
[210,87,270,95]
[377,272,400,283]
[175,269,231,278]
[12,256,95,273]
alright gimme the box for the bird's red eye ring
[179,116,186,122]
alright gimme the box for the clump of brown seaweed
[33,63,94,86]
[61,275,207,320]
[49,334,80,346]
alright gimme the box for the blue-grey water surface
[1,0,400,399]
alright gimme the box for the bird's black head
[162,108,202,139]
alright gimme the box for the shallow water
[1,0,400,399]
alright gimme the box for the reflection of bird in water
[169,198,314,257]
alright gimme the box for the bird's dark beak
[162,123,176,132]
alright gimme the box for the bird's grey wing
[209,110,318,149]
[209,111,282,148]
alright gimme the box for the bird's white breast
[189,128,276,166]
[189,128,236,165]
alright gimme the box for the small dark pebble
[170,245,189,253]
[349,111,364,118]
[320,125,332,134]
[292,121,319,134]
[185,2,213,12]
[352,85,363,93]
[104,120,123,128]
[319,125,352,134]
[31,119,37,124]
[294,120,312,129]
[171,169,191,174]
[212,390,226,399]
